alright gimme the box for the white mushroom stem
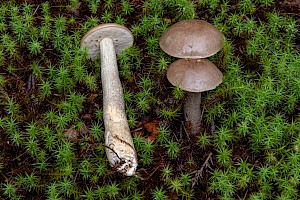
[184,92,201,134]
[99,37,137,176]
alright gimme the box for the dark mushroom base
[184,92,201,134]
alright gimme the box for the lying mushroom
[81,24,137,176]
[159,20,224,134]
[167,59,223,133]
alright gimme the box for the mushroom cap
[81,23,134,59]
[167,59,223,92]
[159,20,224,58]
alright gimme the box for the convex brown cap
[160,20,224,58]
[167,59,223,92]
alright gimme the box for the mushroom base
[184,92,201,134]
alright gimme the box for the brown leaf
[64,127,79,140]
[133,131,143,137]
[93,103,100,109]
[87,93,98,103]
[144,120,159,141]
[82,114,92,119]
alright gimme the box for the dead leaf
[144,120,159,141]
[82,114,92,119]
[133,131,143,137]
[93,103,100,109]
[87,93,98,103]
[64,127,79,140]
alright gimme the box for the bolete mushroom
[81,24,137,176]
[159,19,224,59]
[159,19,224,134]
[167,59,223,134]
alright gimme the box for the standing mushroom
[159,20,224,134]
[81,24,137,176]
[159,20,224,59]
[167,59,223,134]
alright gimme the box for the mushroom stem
[99,37,137,176]
[184,92,201,134]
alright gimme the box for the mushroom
[166,59,223,133]
[159,19,224,134]
[81,24,137,176]
[159,19,224,59]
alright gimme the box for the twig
[33,5,40,16]
[12,150,27,161]
[131,126,143,132]
[135,166,160,180]
[282,13,300,16]
[190,152,213,187]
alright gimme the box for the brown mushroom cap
[160,20,224,58]
[167,59,223,92]
[81,23,134,59]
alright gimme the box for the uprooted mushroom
[81,24,137,176]
[159,19,224,134]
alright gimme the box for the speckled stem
[184,92,201,134]
[100,37,137,176]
